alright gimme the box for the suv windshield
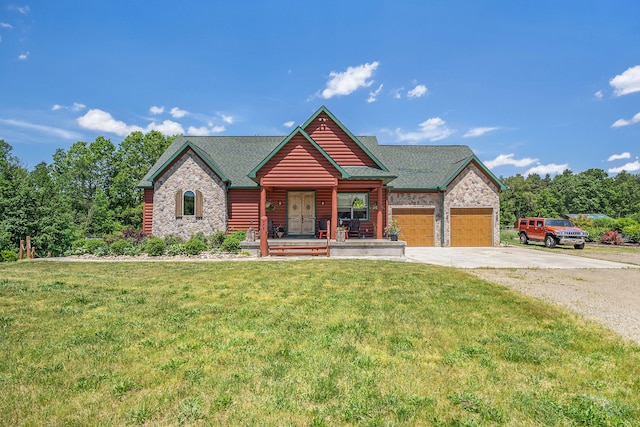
[546,219,574,227]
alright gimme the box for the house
[564,214,612,221]
[139,106,505,250]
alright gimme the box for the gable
[302,106,388,170]
[150,144,228,185]
[304,112,377,166]
[254,132,343,188]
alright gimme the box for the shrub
[210,231,227,247]
[184,237,207,255]
[1,250,18,262]
[613,217,637,232]
[193,231,207,244]
[123,244,142,256]
[70,238,108,255]
[166,243,186,256]
[144,237,166,256]
[593,217,615,229]
[220,236,241,253]
[578,223,608,242]
[122,228,147,244]
[94,245,110,257]
[163,234,184,247]
[109,239,133,256]
[622,224,640,243]
[599,230,623,245]
[230,230,247,242]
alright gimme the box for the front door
[287,192,315,236]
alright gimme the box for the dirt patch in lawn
[470,267,640,344]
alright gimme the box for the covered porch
[258,181,386,240]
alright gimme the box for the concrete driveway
[404,246,637,269]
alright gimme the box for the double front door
[287,192,315,236]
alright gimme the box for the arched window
[183,190,195,216]
[175,189,203,218]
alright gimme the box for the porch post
[377,184,384,239]
[260,183,268,256]
[331,185,338,239]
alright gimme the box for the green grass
[1,260,638,426]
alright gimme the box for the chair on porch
[348,218,361,239]
[317,218,329,239]
[268,219,277,238]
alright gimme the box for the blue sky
[1,1,639,178]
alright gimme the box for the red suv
[517,217,588,249]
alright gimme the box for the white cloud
[15,5,30,14]
[524,163,568,176]
[52,102,86,112]
[608,161,640,174]
[612,112,640,128]
[594,90,603,99]
[321,61,379,99]
[77,109,143,137]
[610,65,640,96]
[149,105,164,115]
[0,22,13,29]
[148,120,184,135]
[187,125,224,136]
[283,121,295,128]
[186,126,210,136]
[393,117,454,143]
[463,127,500,138]
[367,84,383,103]
[407,84,428,98]
[219,114,234,124]
[607,152,631,162]
[483,154,538,169]
[0,118,80,139]
[391,88,403,99]
[170,107,188,118]
[18,52,29,60]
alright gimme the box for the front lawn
[1,260,638,425]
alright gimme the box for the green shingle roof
[139,133,504,191]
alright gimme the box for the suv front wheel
[519,233,528,245]
[544,235,557,248]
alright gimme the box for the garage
[450,208,493,246]
[392,208,434,247]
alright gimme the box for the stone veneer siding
[388,192,442,246]
[152,149,227,238]
[444,163,500,246]
[388,163,500,247]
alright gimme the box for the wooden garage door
[450,208,493,247]
[392,208,434,247]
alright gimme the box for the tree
[110,131,173,227]
[51,137,116,232]
[27,162,79,255]
[0,140,28,251]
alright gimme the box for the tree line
[500,168,640,227]
[0,132,173,256]
[2,131,640,256]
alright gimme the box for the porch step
[269,244,329,257]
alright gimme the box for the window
[175,189,203,218]
[337,193,369,221]
[183,190,195,216]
